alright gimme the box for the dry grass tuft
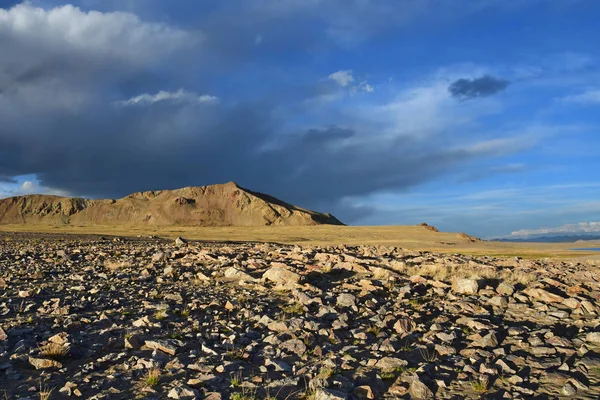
[471,375,490,394]
[39,380,53,400]
[499,269,537,285]
[40,343,70,359]
[143,368,161,387]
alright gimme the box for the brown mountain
[0,182,343,227]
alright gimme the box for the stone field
[1,232,600,399]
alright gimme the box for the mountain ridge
[0,181,344,227]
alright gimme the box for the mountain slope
[0,182,344,227]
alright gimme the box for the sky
[0,0,599,238]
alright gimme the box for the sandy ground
[1,224,599,261]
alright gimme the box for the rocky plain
[2,232,600,399]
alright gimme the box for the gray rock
[262,266,301,285]
[315,389,348,400]
[452,278,479,295]
[336,293,357,308]
[496,282,515,296]
[167,385,199,399]
[409,375,434,399]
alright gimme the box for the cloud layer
[509,222,600,238]
[448,75,510,100]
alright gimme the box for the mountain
[493,235,600,243]
[0,182,344,227]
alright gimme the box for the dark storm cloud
[0,2,528,223]
[448,75,510,100]
[304,126,355,143]
[0,92,516,222]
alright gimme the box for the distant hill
[493,235,600,243]
[0,182,344,227]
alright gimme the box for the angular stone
[263,266,301,285]
[524,288,565,303]
[488,296,508,308]
[375,357,408,372]
[562,382,577,396]
[167,385,199,399]
[336,293,357,308]
[315,389,348,400]
[353,385,374,400]
[409,375,434,399]
[223,267,254,281]
[496,282,515,296]
[452,279,479,295]
[280,339,307,356]
[145,339,177,356]
[29,357,62,370]
[585,332,600,344]
[394,318,415,335]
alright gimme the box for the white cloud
[560,89,600,105]
[509,221,600,238]
[328,70,355,87]
[0,179,71,199]
[0,3,196,63]
[18,180,70,197]
[351,80,375,94]
[20,181,35,192]
[117,90,219,106]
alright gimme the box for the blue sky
[0,0,599,238]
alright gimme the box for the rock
[315,389,348,400]
[125,333,144,349]
[48,332,70,345]
[353,385,375,399]
[393,318,415,335]
[496,282,515,296]
[175,237,187,246]
[145,339,178,356]
[223,267,255,281]
[29,357,62,370]
[524,288,565,303]
[151,251,167,263]
[472,332,499,348]
[167,385,199,399]
[2,233,600,399]
[488,296,508,308]
[370,267,394,280]
[409,375,434,399]
[280,339,307,356]
[586,332,600,344]
[375,357,408,372]
[336,293,357,308]
[263,266,301,285]
[452,279,479,295]
[562,382,577,396]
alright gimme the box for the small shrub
[471,376,489,394]
[143,368,161,387]
[282,302,305,316]
[230,371,243,387]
